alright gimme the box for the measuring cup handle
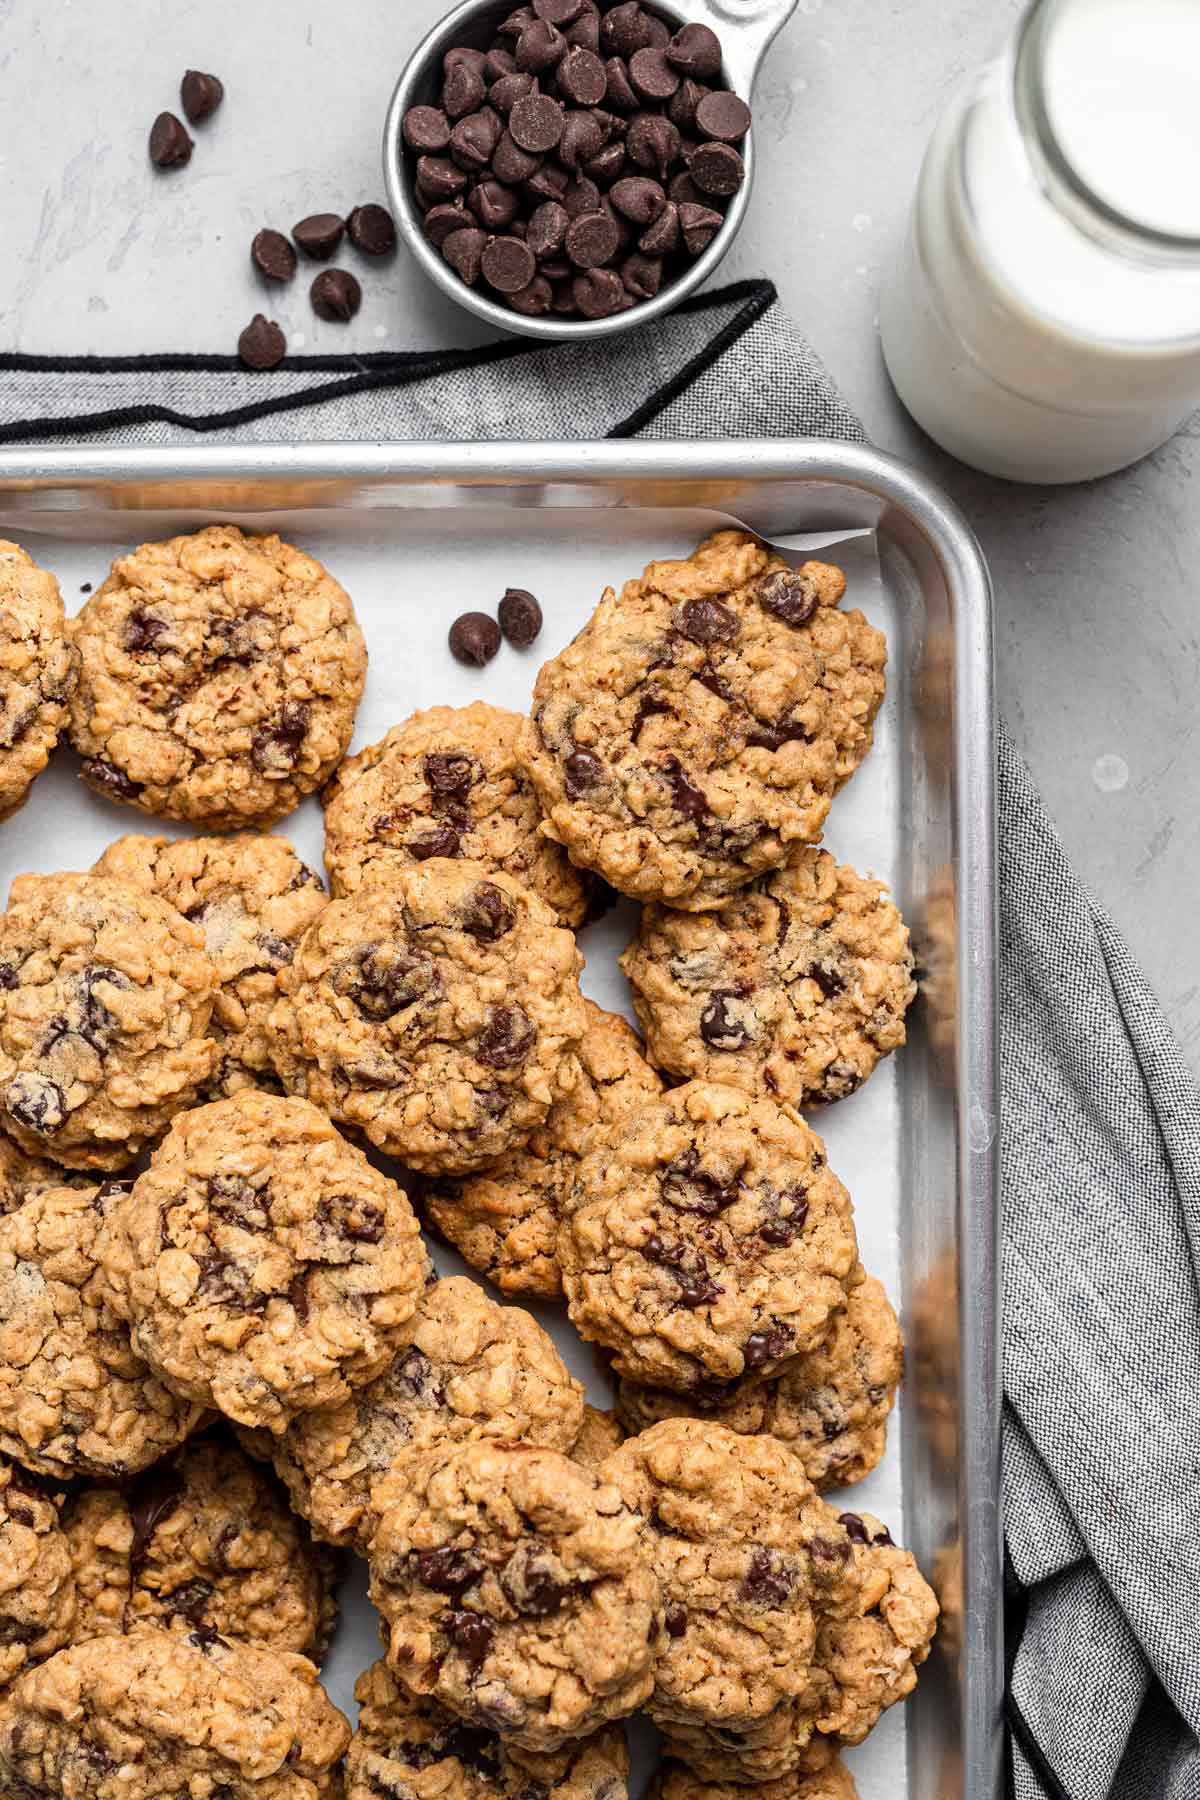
[673,0,799,97]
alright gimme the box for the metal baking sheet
[0,441,999,1800]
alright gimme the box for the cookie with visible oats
[418,1000,662,1300]
[324,702,592,927]
[0,1458,75,1694]
[267,859,587,1176]
[101,1089,427,1433]
[621,848,916,1107]
[67,524,366,828]
[0,542,78,822]
[347,1657,630,1800]
[647,1754,859,1800]
[517,530,886,910]
[558,1081,858,1394]
[93,833,327,1097]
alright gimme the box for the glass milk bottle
[880,0,1200,484]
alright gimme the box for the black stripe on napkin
[0,278,777,445]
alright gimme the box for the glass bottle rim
[1014,0,1200,266]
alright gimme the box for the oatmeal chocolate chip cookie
[67,524,367,829]
[368,1438,665,1750]
[0,871,218,1171]
[571,1405,626,1474]
[558,1081,858,1394]
[102,1089,427,1432]
[0,1137,92,1214]
[0,1627,350,1799]
[648,1754,859,1800]
[0,543,78,822]
[419,1001,663,1300]
[246,1274,584,1552]
[516,530,886,910]
[93,833,327,1097]
[599,1420,832,1737]
[660,1505,937,1784]
[614,1271,902,1492]
[268,859,587,1176]
[0,1181,205,1480]
[62,1433,339,1656]
[0,1459,75,1694]
[324,702,592,928]
[348,1658,631,1800]
[621,849,916,1107]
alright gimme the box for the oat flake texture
[0,541,78,822]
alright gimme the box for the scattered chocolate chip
[662,754,709,822]
[310,269,361,321]
[629,46,680,101]
[679,200,724,255]
[462,883,517,942]
[443,59,487,118]
[755,567,820,627]
[149,112,192,169]
[674,595,739,643]
[743,1325,793,1370]
[449,611,502,666]
[688,140,745,196]
[293,212,345,259]
[482,234,537,293]
[662,1151,738,1215]
[700,989,754,1050]
[601,1,652,57]
[564,750,604,795]
[510,92,566,153]
[498,588,543,646]
[410,823,462,860]
[695,89,751,142]
[444,1609,494,1670]
[123,606,169,652]
[82,758,142,801]
[499,1542,571,1615]
[559,44,608,105]
[741,1545,796,1606]
[251,701,309,773]
[417,1547,482,1596]
[403,105,453,153]
[181,69,224,126]
[251,229,297,283]
[665,1604,688,1636]
[236,312,287,370]
[566,209,620,268]
[4,1073,66,1134]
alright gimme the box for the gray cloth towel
[4,276,1194,1800]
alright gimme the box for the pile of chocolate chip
[402,0,751,321]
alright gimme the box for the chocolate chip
[662,1151,738,1215]
[838,1512,868,1544]
[601,1,652,56]
[760,1194,806,1244]
[500,1542,571,1615]
[610,175,665,224]
[251,701,308,773]
[564,750,603,794]
[645,13,670,48]
[688,140,744,196]
[755,567,820,627]
[804,961,845,999]
[485,46,518,79]
[534,0,583,19]
[510,92,565,153]
[82,758,142,802]
[319,1191,386,1244]
[566,209,620,268]
[449,611,502,667]
[444,59,487,119]
[558,44,608,105]
[416,1547,482,1596]
[180,69,224,126]
[559,111,604,169]
[604,56,640,112]
[477,1005,535,1069]
[123,606,169,652]
[665,1604,688,1637]
[674,595,739,643]
[470,180,521,232]
[668,78,706,132]
[0,965,17,991]
[450,109,503,172]
[573,267,628,316]
[444,1609,494,1670]
[498,589,543,646]
[443,227,488,286]
[627,112,680,178]
[668,169,705,206]
[186,1624,226,1655]
[292,212,345,259]
[629,46,680,101]
[563,174,602,218]
[492,130,541,185]
[667,23,722,79]
[740,1546,796,1606]
[410,823,462,860]
[584,140,626,186]
[446,45,490,74]
[528,200,569,258]
[425,750,479,796]
[507,276,554,315]
[695,89,751,142]
[404,105,453,152]
[490,71,537,114]
[251,229,296,283]
[497,8,536,40]
[645,1234,721,1308]
[700,989,754,1050]
[424,202,471,246]
[743,1325,793,1370]
[516,18,567,70]
[462,882,516,941]
[565,8,601,50]
[335,943,439,1020]
[310,269,361,321]
[126,1463,186,1576]
[149,112,192,168]
[662,755,709,821]
[482,235,537,293]
[679,201,724,255]
[4,1074,66,1134]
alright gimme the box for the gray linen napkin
[4,276,1195,1800]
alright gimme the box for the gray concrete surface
[3,0,1197,1057]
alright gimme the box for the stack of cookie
[0,523,931,1800]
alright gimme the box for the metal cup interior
[383,0,754,343]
